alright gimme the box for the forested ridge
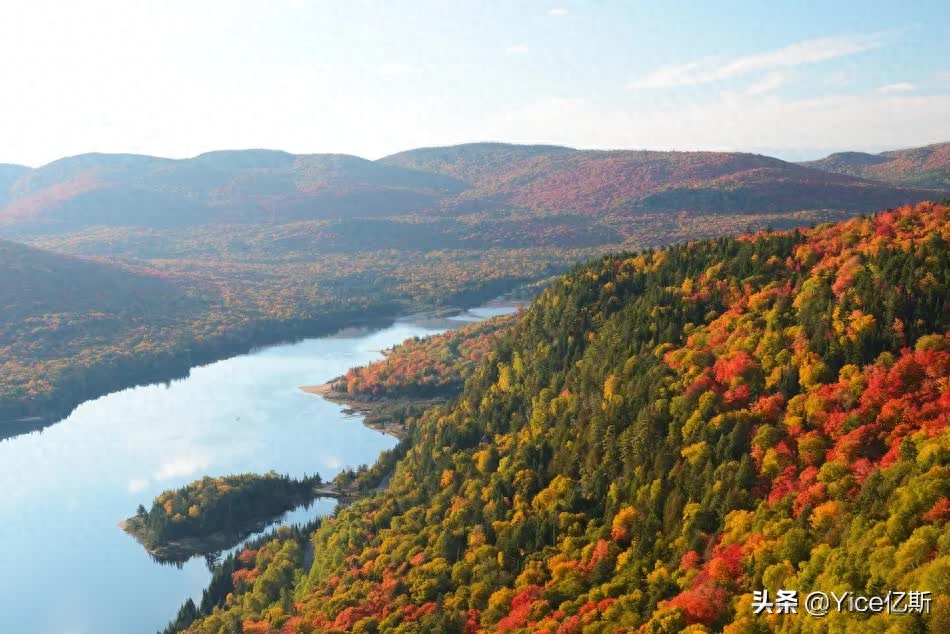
[2,143,944,237]
[171,202,949,632]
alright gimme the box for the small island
[121,471,340,563]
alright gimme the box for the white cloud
[877,82,916,93]
[154,452,210,480]
[744,72,787,95]
[632,32,889,89]
[548,8,568,17]
[505,44,530,55]
[934,70,950,83]
[477,91,950,157]
[127,478,150,493]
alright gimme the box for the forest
[0,237,553,431]
[334,314,518,400]
[168,201,948,632]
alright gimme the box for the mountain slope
[383,143,945,215]
[0,238,211,420]
[0,163,30,206]
[0,150,465,235]
[803,141,950,189]
[174,201,949,632]
[1,145,944,238]
[0,238,184,320]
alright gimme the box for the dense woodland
[131,472,323,547]
[171,202,948,632]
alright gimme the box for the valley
[3,143,947,437]
[0,142,946,633]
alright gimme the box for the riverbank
[0,307,401,441]
[298,299,528,440]
[299,381,442,440]
[2,285,535,443]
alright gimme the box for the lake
[0,303,518,634]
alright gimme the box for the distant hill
[380,142,575,186]
[802,141,950,188]
[1,144,945,236]
[0,150,464,235]
[382,143,945,215]
[0,164,30,207]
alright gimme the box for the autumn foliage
[170,203,948,632]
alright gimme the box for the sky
[1,0,949,166]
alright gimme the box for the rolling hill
[381,143,946,215]
[802,141,950,189]
[0,163,30,207]
[1,144,945,238]
[0,150,464,235]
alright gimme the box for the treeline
[132,472,322,547]
[173,202,948,632]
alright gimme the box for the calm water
[0,303,517,634]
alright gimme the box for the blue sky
[1,0,948,165]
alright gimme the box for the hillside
[0,150,464,235]
[173,202,948,632]
[0,239,213,421]
[1,145,944,238]
[803,141,950,189]
[0,164,29,206]
[382,143,945,215]
[0,229,566,427]
[0,238,186,321]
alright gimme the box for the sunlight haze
[2,0,949,166]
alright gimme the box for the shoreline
[2,287,533,443]
[299,381,412,440]
[297,299,527,440]
[299,382,335,397]
[119,483,353,563]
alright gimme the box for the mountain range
[1,142,946,237]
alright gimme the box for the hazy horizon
[3,138,949,170]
